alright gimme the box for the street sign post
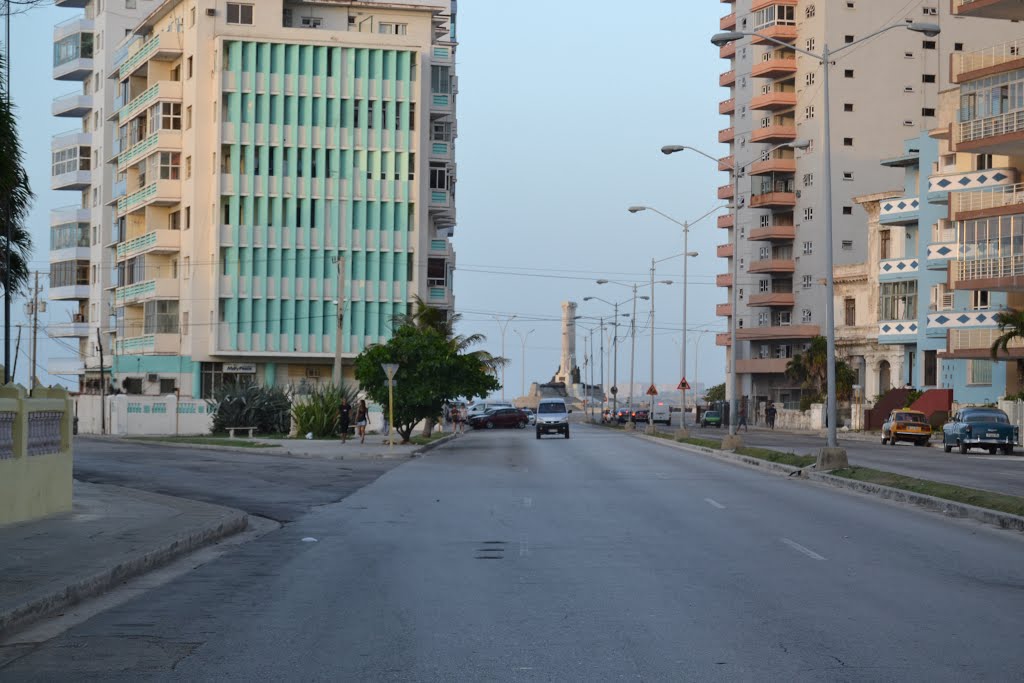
[381,363,400,448]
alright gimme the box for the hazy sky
[12,0,728,394]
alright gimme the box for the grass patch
[830,466,1024,517]
[409,433,450,446]
[676,436,722,450]
[130,435,280,449]
[736,446,816,468]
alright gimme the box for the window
[759,279,770,293]
[975,154,993,171]
[168,210,181,230]
[922,108,935,117]
[226,3,253,25]
[843,137,854,146]
[184,256,190,278]
[922,74,936,84]
[932,283,953,311]
[431,65,451,94]
[843,172,854,180]
[969,360,993,385]
[880,230,891,259]
[187,56,193,79]
[759,215,770,228]
[844,35,854,44]
[878,281,918,321]
[160,378,177,394]
[758,312,769,326]
[802,275,812,289]
[803,241,813,255]
[843,206,853,215]
[844,103,854,112]
[923,40,936,50]
[806,38,815,52]
[185,206,191,229]
[844,298,856,326]
[190,6,196,26]
[759,246,770,259]
[803,207,813,221]
[157,151,181,180]
[955,42,964,52]
[300,16,323,28]
[971,290,991,310]
[185,156,192,179]
[805,4,815,18]
[905,52,914,59]
[805,73,815,86]
[429,163,448,190]
[378,22,407,35]
[844,69,854,78]
[185,105,192,130]
[922,6,937,15]
[804,105,815,119]
[924,350,937,386]
[803,173,813,187]
[842,240,853,250]
[802,309,812,323]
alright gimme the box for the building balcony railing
[749,191,796,208]
[751,0,797,10]
[953,0,1024,20]
[748,224,796,240]
[957,110,1024,153]
[751,24,798,45]
[720,12,736,30]
[718,184,735,200]
[45,320,90,338]
[53,54,93,81]
[717,214,735,229]
[118,31,183,80]
[719,98,735,115]
[50,204,90,226]
[718,127,735,143]
[116,230,181,260]
[716,273,733,287]
[737,324,819,341]
[114,278,179,305]
[119,80,182,125]
[117,180,181,215]
[718,155,735,172]
[878,196,920,225]
[717,243,734,258]
[748,292,795,307]
[53,14,93,42]
[47,357,85,376]
[720,70,736,87]
[52,91,92,118]
[51,168,91,192]
[928,167,1018,203]
[716,332,731,347]
[115,333,180,355]
[748,258,796,274]
[751,58,797,79]
[750,91,797,111]
[716,303,733,317]
[952,182,1024,216]
[956,254,1024,285]
[49,284,90,301]
[118,129,181,172]
[953,38,1024,81]
[946,327,1024,357]
[751,124,796,143]
[720,42,736,59]
[736,358,790,374]
[749,157,796,175]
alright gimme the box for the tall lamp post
[492,314,517,401]
[513,328,535,400]
[629,204,722,432]
[710,20,940,461]
[583,297,630,419]
[661,140,808,446]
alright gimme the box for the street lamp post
[710,20,940,462]
[513,328,535,400]
[662,140,808,447]
[583,298,631,420]
[630,204,721,432]
[492,314,517,401]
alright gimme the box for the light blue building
[872,131,1016,404]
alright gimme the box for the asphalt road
[72,437,402,522]
[673,424,1024,498]
[6,425,1024,680]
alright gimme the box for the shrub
[207,383,292,435]
[292,383,360,438]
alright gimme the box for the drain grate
[475,540,506,559]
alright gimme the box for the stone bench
[227,427,256,439]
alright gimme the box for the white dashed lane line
[781,537,826,561]
[704,498,726,509]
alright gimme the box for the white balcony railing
[953,38,1024,74]
[953,182,1024,214]
[957,254,1024,281]
[958,110,1024,145]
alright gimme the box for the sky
[10,0,729,396]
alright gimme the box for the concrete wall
[0,385,75,527]
[76,394,214,436]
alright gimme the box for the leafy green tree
[355,325,499,443]
[704,383,726,403]
[0,52,34,296]
[785,336,856,408]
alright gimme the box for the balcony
[720,12,736,30]
[751,0,798,9]
[718,127,735,143]
[428,286,453,307]
[117,180,181,214]
[749,224,796,241]
[953,39,1024,83]
[52,91,92,118]
[750,91,797,111]
[748,292,795,307]
[119,80,183,125]
[718,184,734,200]
[751,24,798,45]
[118,31,184,80]
[928,167,1018,204]
[748,258,795,274]
[879,257,920,281]
[956,110,1024,156]
[115,333,180,355]
[429,140,454,161]
[944,327,1024,359]
[717,243,734,258]
[115,278,179,305]
[718,155,735,172]
[720,42,736,59]
[116,230,181,260]
[716,273,733,287]
[952,182,1024,219]
[719,70,736,87]
[50,204,90,226]
[953,0,1024,20]
[716,333,731,347]
[878,196,920,225]
[749,191,797,208]
[47,357,85,376]
[54,14,93,41]
[716,303,733,317]
[46,319,90,338]
[751,58,797,79]
[717,214,735,229]
[51,168,91,192]
[749,157,796,175]
[55,0,88,6]
[53,37,93,80]
[719,98,735,115]
[737,324,820,341]
[736,358,790,374]
[50,284,90,301]
[118,128,181,172]
[751,124,797,143]
[878,320,920,341]
[955,253,1024,290]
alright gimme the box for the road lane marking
[781,537,826,561]
[704,498,726,509]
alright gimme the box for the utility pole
[28,272,39,392]
[332,255,346,386]
[11,322,19,381]
[97,328,106,435]
[3,0,11,385]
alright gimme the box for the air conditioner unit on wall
[205,8,216,16]
[147,373,159,383]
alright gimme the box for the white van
[652,401,671,425]
[536,398,571,439]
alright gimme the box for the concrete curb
[77,435,414,460]
[0,492,249,639]
[632,432,1024,534]
[412,431,461,457]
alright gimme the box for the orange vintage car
[881,409,932,447]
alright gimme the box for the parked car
[536,398,571,439]
[651,402,671,425]
[469,407,528,430]
[631,409,650,424]
[881,409,932,447]
[942,407,1019,454]
[701,410,722,428]
[615,409,630,424]
[521,408,536,425]
[466,401,514,420]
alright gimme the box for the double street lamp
[513,328,535,400]
[629,204,723,430]
[582,297,631,417]
[709,20,940,456]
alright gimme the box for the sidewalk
[249,431,458,459]
[0,481,247,638]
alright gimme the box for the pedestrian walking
[766,402,777,430]
[452,406,464,434]
[355,399,369,444]
[338,397,351,443]
[738,402,749,432]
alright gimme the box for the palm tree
[0,51,34,297]
[990,308,1024,358]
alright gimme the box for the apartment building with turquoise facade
[862,127,1010,405]
[51,0,458,398]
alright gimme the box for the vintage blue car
[942,408,1018,454]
